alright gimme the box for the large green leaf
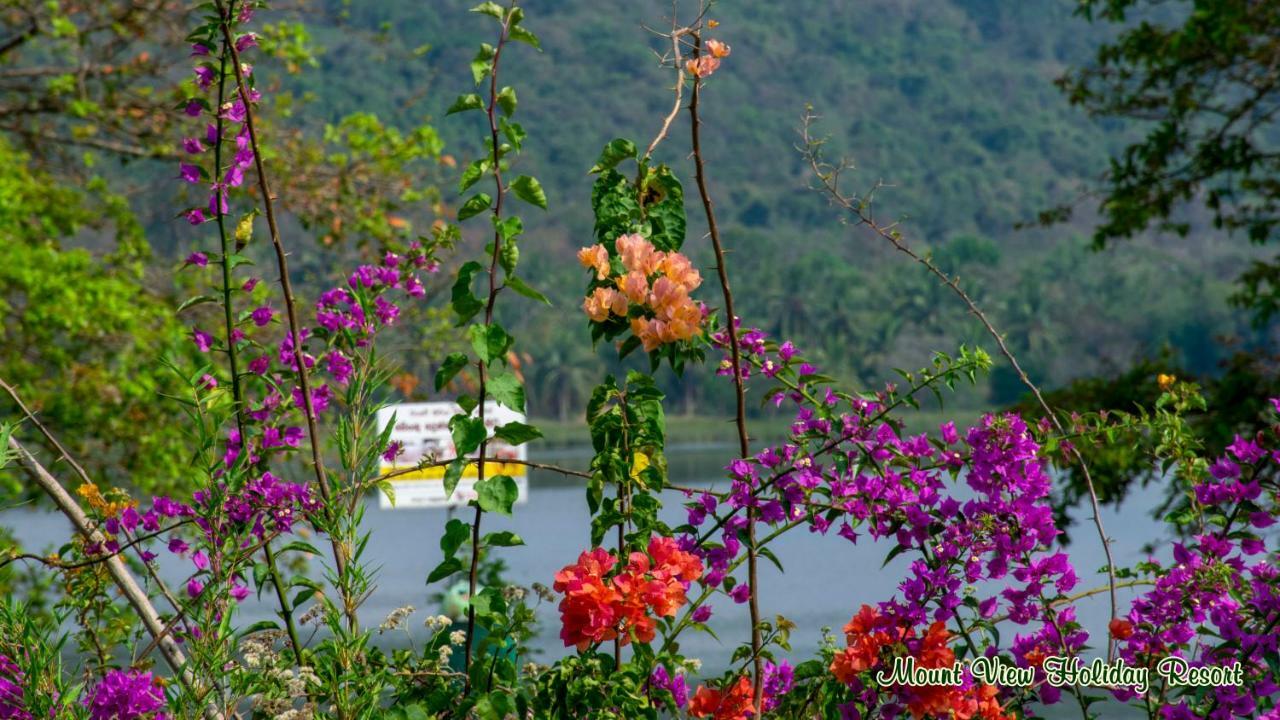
[475,474,518,515]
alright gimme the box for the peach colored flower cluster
[686,38,731,78]
[577,233,705,352]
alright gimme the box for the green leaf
[590,138,637,174]
[508,24,540,49]
[493,421,542,445]
[497,86,517,116]
[644,165,686,251]
[493,215,523,243]
[510,175,547,210]
[469,323,513,364]
[504,274,550,304]
[446,93,484,115]
[457,192,493,221]
[458,159,488,194]
[443,458,466,498]
[440,518,471,557]
[487,370,525,411]
[475,474,518,515]
[450,415,487,456]
[471,44,495,84]
[176,294,218,314]
[435,352,470,391]
[483,530,524,547]
[500,118,526,150]
[450,261,484,324]
[457,394,478,415]
[427,556,463,584]
[470,1,503,18]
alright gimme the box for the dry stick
[688,33,764,707]
[208,22,305,664]
[643,24,688,161]
[213,0,356,632]
[464,5,515,694]
[5,435,225,720]
[799,114,1120,661]
[0,379,190,618]
[0,380,233,706]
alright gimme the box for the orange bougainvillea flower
[616,233,664,276]
[659,252,702,292]
[917,621,955,669]
[685,55,721,79]
[689,676,755,720]
[705,39,731,59]
[582,286,627,322]
[969,683,1014,720]
[619,270,649,304]
[648,536,703,583]
[579,233,706,350]
[831,605,894,682]
[577,244,610,280]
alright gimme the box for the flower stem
[688,30,763,707]
[213,0,355,633]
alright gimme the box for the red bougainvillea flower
[1109,617,1135,640]
[553,538,703,651]
[553,548,623,651]
[830,604,894,682]
[689,676,754,720]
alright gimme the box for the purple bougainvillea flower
[191,328,214,352]
[82,669,167,720]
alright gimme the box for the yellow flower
[1157,373,1176,390]
[630,451,651,481]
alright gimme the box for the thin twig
[4,433,223,719]
[799,111,1120,660]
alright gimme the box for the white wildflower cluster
[379,605,415,634]
[531,582,556,603]
[502,585,527,602]
[449,629,467,646]
[297,604,324,626]
[423,614,453,632]
[240,630,285,669]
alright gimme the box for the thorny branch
[799,109,1121,661]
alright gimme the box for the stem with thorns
[213,0,358,634]
[688,32,763,706]
[209,13,304,664]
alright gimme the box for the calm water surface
[7,443,1160,716]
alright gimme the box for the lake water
[6,442,1160,715]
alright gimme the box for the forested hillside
[264,0,1260,418]
[21,0,1271,421]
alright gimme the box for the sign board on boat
[376,401,528,509]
